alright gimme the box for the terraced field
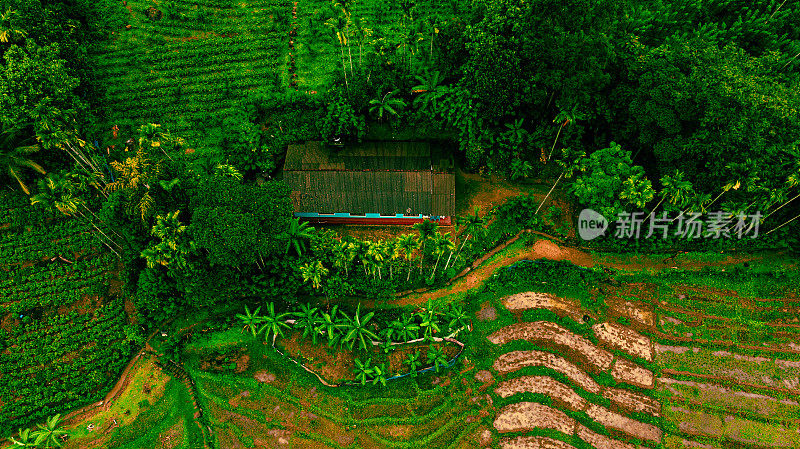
[91,0,291,142]
[0,194,134,436]
[479,291,663,448]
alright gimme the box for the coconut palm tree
[258,302,291,343]
[369,90,407,122]
[426,344,448,372]
[281,218,316,257]
[450,206,486,269]
[412,220,438,275]
[353,357,374,386]
[332,240,355,277]
[294,303,322,343]
[235,306,263,337]
[536,147,587,214]
[299,260,329,290]
[547,106,583,161]
[31,414,67,448]
[341,304,379,352]
[430,232,455,279]
[1,123,45,194]
[404,350,422,376]
[325,12,350,86]
[395,233,419,281]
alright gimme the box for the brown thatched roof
[282,141,455,216]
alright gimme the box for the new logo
[578,209,608,240]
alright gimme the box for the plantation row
[0,299,133,435]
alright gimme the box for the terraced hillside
[478,290,663,449]
[0,194,134,435]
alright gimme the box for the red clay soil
[391,233,763,307]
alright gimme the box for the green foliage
[568,142,651,219]
[320,92,366,143]
[0,41,82,130]
[189,178,292,267]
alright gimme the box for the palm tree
[1,123,45,194]
[404,350,422,376]
[294,303,322,343]
[369,90,407,122]
[332,240,355,277]
[450,207,485,269]
[412,220,438,275]
[536,147,587,214]
[235,305,262,336]
[350,16,372,67]
[258,302,291,343]
[765,160,800,219]
[31,414,67,448]
[0,8,27,44]
[547,106,583,161]
[430,232,455,279]
[426,344,448,372]
[281,218,316,256]
[353,357,374,386]
[395,233,419,281]
[299,260,329,290]
[31,173,123,257]
[382,239,400,280]
[341,304,379,352]
[364,241,385,280]
[325,12,350,86]
[646,170,693,221]
[105,147,162,224]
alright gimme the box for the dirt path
[391,234,764,307]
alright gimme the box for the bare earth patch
[499,436,578,449]
[502,292,592,323]
[254,370,276,383]
[493,402,575,434]
[476,305,498,321]
[601,387,661,416]
[575,424,636,449]
[487,322,615,371]
[611,358,655,389]
[492,350,602,394]
[592,321,654,362]
[585,404,662,442]
[606,296,656,327]
[495,376,587,411]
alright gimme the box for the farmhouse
[283,141,455,225]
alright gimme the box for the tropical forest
[1,0,800,447]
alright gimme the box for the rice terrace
[1,0,800,448]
